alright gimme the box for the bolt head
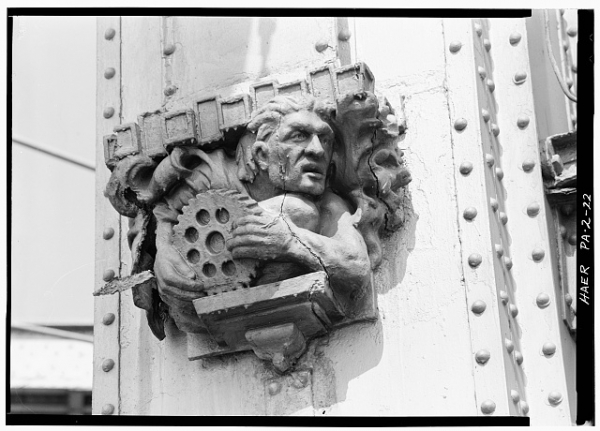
[474,23,483,37]
[315,39,329,52]
[532,248,545,262]
[268,381,282,396]
[491,124,500,137]
[475,349,491,364]
[102,313,116,326]
[104,67,116,80]
[486,78,495,92]
[505,339,515,353]
[463,207,477,221]
[565,293,573,306]
[495,167,504,180]
[499,290,509,304]
[511,390,521,403]
[103,227,115,240]
[103,269,116,282]
[499,212,508,225]
[104,28,116,40]
[478,66,487,79]
[449,40,462,53]
[459,161,473,175]
[536,293,551,308]
[566,77,573,88]
[567,234,577,246]
[542,342,557,356]
[103,107,115,119]
[338,28,351,41]
[567,26,578,37]
[468,253,483,268]
[485,153,495,167]
[164,85,177,97]
[519,400,529,414]
[102,358,115,372]
[526,202,540,217]
[509,304,519,318]
[548,391,563,405]
[495,244,504,257]
[522,159,536,172]
[514,350,523,365]
[481,109,491,122]
[572,64,578,73]
[163,43,176,56]
[483,39,491,51]
[102,404,115,415]
[490,198,499,212]
[454,118,468,131]
[504,256,513,270]
[514,71,527,85]
[517,116,530,129]
[509,32,522,45]
[481,399,496,414]
[563,40,570,51]
[471,300,487,314]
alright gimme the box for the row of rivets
[103,28,117,119]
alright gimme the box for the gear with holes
[173,189,260,295]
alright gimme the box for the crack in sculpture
[100,62,412,369]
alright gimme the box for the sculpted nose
[305,135,325,157]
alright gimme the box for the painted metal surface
[93,16,122,415]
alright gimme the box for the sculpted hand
[227,209,295,261]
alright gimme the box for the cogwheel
[172,189,261,295]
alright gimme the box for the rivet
[164,85,178,97]
[495,167,504,181]
[491,124,500,137]
[468,254,483,268]
[517,116,530,128]
[499,290,509,304]
[513,71,527,85]
[483,39,491,51]
[163,43,176,56]
[471,300,487,314]
[463,207,477,221]
[542,342,557,356]
[338,29,351,41]
[490,198,499,212]
[499,212,508,225]
[567,234,576,246]
[481,109,490,122]
[509,32,522,45]
[478,66,487,79]
[559,225,568,238]
[103,227,115,240]
[522,159,535,172]
[509,304,519,318]
[572,64,578,73]
[560,204,574,216]
[104,28,116,40]
[532,248,545,262]
[559,9,565,15]
[486,78,495,92]
[102,358,115,372]
[103,269,115,282]
[519,400,529,414]
[102,404,115,415]
[504,256,513,270]
[511,390,521,403]
[475,349,490,364]
[315,39,329,52]
[485,153,495,167]
[268,381,282,396]
[536,293,551,308]
[449,41,462,53]
[566,26,577,37]
[505,339,515,353]
[459,161,473,175]
[514,350,523,365]
[103,107,115,119]
[481,400,496,414]
[563,40,569,51]
[566,77,573,88]
[495,244,504,257]
[527,202,540,217]
[474,23,483,37]
[102,313,116,325]
[454,118,468,131]
[548,391,563,406]
[104,67,116,80]
[565,293,573,306]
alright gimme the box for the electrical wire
[12,137,96,171]
[544,10,578,103]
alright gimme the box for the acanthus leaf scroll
[98,62,412,371]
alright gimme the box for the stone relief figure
[99,63,412,369]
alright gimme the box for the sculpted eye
[290,131,309,141]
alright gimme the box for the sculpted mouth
[302,163,326,176]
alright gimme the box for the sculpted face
[265,110,334,196]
